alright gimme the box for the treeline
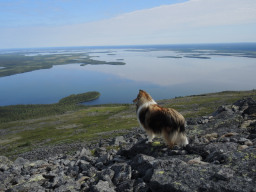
[0,92,100,123]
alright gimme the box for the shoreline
[1,89,255,107]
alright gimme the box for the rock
[54,178,81,192]
[96,153,112,165]
[131,154,155,178]
[221,132,239,137]
[42,173,56,181]
[133,178,149,192]
[212,105,234,117]
[10,177,20,185]
[149,158,200,192]
[0,156,12,165]
[111,136,126,146]
[248,126,256,139]
[80,147,92,156]
[238,138,249,144]
[91,180,115,192]
[78,175,90,183]
[120,139,167,158]
[189,135,200,144]
[83,166,98,177]
[233,99,249,111]
[98,168,115,185]
[213,168,234,181]
[244,140,253,146]
[203,132,218,141]
[116,180,134,192]
[14,157,30,166]
[10,182,46,192]
[78,160,91,172]
[238,145,248,150]
[67,164,80,177]
[185,144,210,159]
[1,98,256,192]
[149,158,255,192]
[198,118,209,124]
[95,162,105,170]
[95,147,107,157]
[0,156,12,172]
[187,157,209,165]
[243,103,256,116]
[110,163,132,185]
[186,118,198,125]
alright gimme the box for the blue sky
[0,0,256,49]
[0,0,187,27]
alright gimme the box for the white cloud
[1,0,256,48]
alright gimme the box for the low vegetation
[161,90,256,118]
[0,91,100,123]
[1,90,256,159]
[0,53,125,77]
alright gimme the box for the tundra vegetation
[0,90,256,159]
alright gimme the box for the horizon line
[1,42,256,50]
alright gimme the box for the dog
[133,90,188,148]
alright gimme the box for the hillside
[0,90,256,191]
[0,90,256,159]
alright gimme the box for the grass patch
[0,91,100,123]
[0,104,137,158]
[162,90,256,118]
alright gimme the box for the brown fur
[133,90,188,148]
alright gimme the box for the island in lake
[0,53,125,77]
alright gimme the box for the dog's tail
[167,124,188,147]
[177,124,189,146]
[175,131,189,147]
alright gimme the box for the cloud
[1,0,256,48]
[88,0,256,37]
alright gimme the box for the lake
[0,44,256,106]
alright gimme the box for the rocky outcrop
[1,98,256,192]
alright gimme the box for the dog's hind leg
[146,130,155,143]
[163,130,178,148]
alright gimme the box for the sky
[0,0,256,49]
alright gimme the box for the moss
[90,149,96,156]
[29,174,45,182]
[151,141,162,146]
[173,181,182,186]
[243,153,256,161]
[105,145,120,151]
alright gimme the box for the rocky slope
[0,98,256,192]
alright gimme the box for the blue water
[0,44,256,106]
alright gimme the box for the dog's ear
[139,89,144,93]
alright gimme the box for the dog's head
[133,90,153,106]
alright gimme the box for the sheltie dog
[133,90,188,148]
